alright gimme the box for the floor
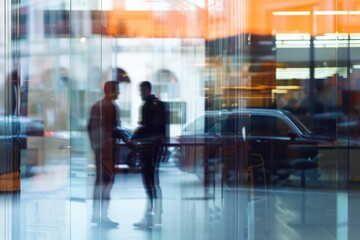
[1,158,360,240]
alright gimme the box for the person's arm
[113,126,129,142]
[111,102,137,148]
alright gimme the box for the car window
[275,117,293,136]
[250,116,272,136]
[220,114,249,135]
[184,115,220,134]
[210,122,222,133]
[221,115,238,134]
[285,111,312,135]
[250,115,292,137]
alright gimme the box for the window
[184,114,220,134]
[153,69,179,100]
[220,114,250,135]
[250,115,292,137]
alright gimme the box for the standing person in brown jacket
[87,80,131,228]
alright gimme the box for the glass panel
[2,0,360,240]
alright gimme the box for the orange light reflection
[107,0,360,39]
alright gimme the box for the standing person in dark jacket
[87,80,131,228]
[133,81,167,229]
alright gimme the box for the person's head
[104,81,120,100]
[140,81,152,101]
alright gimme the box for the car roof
[202,108,290,116]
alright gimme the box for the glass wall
[1,0,360,239]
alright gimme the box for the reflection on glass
[1,0,360,239]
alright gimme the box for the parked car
[0,115,44,177]
[114,126,170,171]
[173,108,335,185]
[294,109,360,140]
[114,126,142,171]
[313,112,360,138]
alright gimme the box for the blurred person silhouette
[87,80,132,228]
[298,89,324,115]
[297,89,325,132]
[132,81,167,229]
[5,70,20,116]
[282,97,298,114]
[20,76,30,116]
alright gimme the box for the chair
[248,153,269,235]
[248,153,267,189]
